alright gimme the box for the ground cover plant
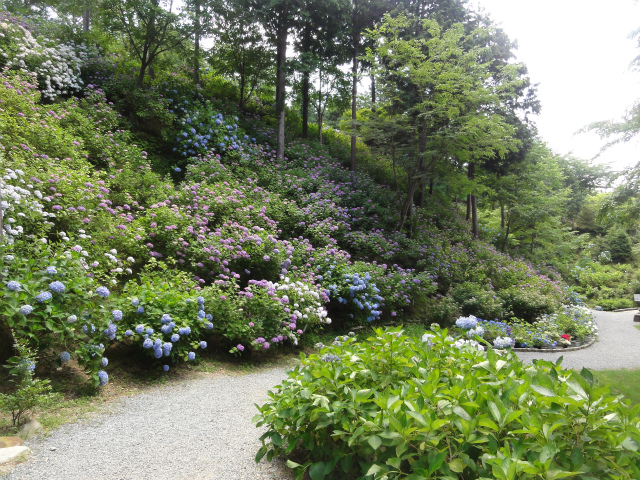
[255,327,640,479]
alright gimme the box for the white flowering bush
[0,15,98,100]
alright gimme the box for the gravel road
[515,309,640,370]
[6,368,294,480]
[6,310,640,480]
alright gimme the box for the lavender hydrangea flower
[98,370,109,386]
[46,266,58,275]
[187,352,195,361]
[112,309,123,321]
[101,357,109,367]
[199,341,207,349]
[104,323,117,340]
[6,281,21,291]
[171,334,180,343]
[237,344,244,352]
[142,338,153,349]
[135,324,145,334]
[59,351,71,363]
[95,286,110,298]
[20,305,33,315]
[36,291,52,302]
[49,281,66,293]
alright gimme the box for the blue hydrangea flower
[183,327,191,335]
[112,309,123,321]
[20,305,33,315]
[137,306,144,314]
[187,352,195,361]
[455,315,478,330]
[178,327,185,335]
[131,298,139,306]
[205,322,213,329]
[146,328,154,335]
[104,323,117,340]
[161,314,172,324]
[153,348,163,359]
[6,281,21,291]
[101,357,109,367]
[197,296,205,304]
[135,324,145,334]
[142,338,153,349]
[59,351,71,363]
[154,338,162,349]
[174,167,182,172]
[171,334,180,343]
[98,370,109,386]
[199,341,207,349]
[67,314,77,323]
[46,266,58,275]
[197,310,205,319]
[36,291,52,302]
[163,365,170,372]
[161,324,172,334]
[162,343,172,356]
[205,314,212,321]
[82,324,95,334]
[95,286,110,298]
[125,329,133,336]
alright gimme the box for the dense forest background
[1,0,639,378]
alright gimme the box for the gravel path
[6,368,294,480]
[6,310,640,480]
[515,309,640,370]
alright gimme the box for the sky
[473,0,640,171]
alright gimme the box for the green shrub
[255,326,640,479]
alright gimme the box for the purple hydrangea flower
[237,344,244,352]
[59,351,71,363]
[20,305,33,315]
[95,286,110,298]
[187,352,195,361]
[36,291,53,303]
[6,281,21,291]
[98,370,109,386]
[112,309,123,321]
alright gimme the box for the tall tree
[101,0,191,86]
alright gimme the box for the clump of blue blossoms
[96,286,110,298]
[46,266,58,275]
[98,370,109,386]
[455,315,478,330]
[6,280,21,291]
[187,352,196,361]
[19,305,33,315]
[104,323,117,340]
[112,309,123,321]
[143,338,153,349]
[36,291,52,302]
[135,324,145,334]
[49,281,65,293]
[101,357,109,367]
[59,351,71,363]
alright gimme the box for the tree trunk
[193,0,200,86]
[350,0,359,172]
[429,177,434,196]
[466,194,471,221]
[301,22,311,139]
[317,84,323,144]
[399,178,418,231]
[500,204,505,230]
[371,73,375,104]
[82,5,90,32]
[502,214,511,252]
[275,3,288,160]
[416,178,426,207]
[468,162,478,237]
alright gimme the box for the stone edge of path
[510,335,597,353]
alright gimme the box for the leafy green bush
[255,326,640,479]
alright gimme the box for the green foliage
[0,337,60,426]
[255,326,640,479]
[606,229,633,263]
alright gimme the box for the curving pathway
[5,310,640,479]
[515,309,640,370]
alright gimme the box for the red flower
[561,334,571,340]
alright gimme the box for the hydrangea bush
[255,327,640,479]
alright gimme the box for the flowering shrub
[0,243,114,386]
[255,326,640,479]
